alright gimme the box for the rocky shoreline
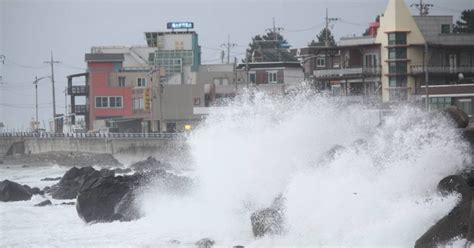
[2,106,474,247]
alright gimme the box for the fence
[0,132,184,140]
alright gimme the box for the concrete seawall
[0,137,188,162]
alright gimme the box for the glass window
[364,54,377,67]
[316,57,326,68]
[430,97,452,110]
[388,33,407,45]
[268,71,278,84]
[388,48,407,59]
[95,97,108,108]
[118,77,126,87]
[389,76,407,87]
[249,72,256,83]
[110,97,116,107]
[389,62,407,74]
[137,78,146,87]
[458,99,472,116]
[441,24,451,34]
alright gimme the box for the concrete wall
[0,137,188,162]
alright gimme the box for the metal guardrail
[411,65,474,74]
[314,67,381,78]
[0,132,184,140]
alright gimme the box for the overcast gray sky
[1,0,473,130]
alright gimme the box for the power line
[221,35,238,64]
[411,0,433,16]
[3,57,48,69]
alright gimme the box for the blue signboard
[167,22,194,29]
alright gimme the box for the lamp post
[33,76,51,130]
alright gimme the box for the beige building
[298,0,474,116]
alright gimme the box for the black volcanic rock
[130,157,171,173]
[76,168,191,224]
[34,200,52,207]
[415,175,473,247]
[49,167,115,200]
[443,106,469,128]
[195,238,215,248]
[76,175,135,223]
[0,180,32,202]
[250,195,285,238]
[40,177,62,182]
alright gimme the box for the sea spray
[138,90,470,246]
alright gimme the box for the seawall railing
[0,132,184,140]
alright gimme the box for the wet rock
[30,187,41,195]
[250,196,285,238]
[60,202,75,206]
[415,175,473,247]
[49,167,114,200]
[0,180,33,202]
[443,106,469,128]
[317,145,346,166]
[34,200,52,207]
[21,165,29,168]
[169,239,180,245]
[76,169,190,224]
[76,175,136,223]
[115,191,141,221]
[40,177,62,181]
[195,238,215,248]
[0,160,3,164]
[130,157,171,173]
[113,168,132,174]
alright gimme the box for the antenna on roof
[411,0,433,16]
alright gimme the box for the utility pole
[411,0,433,16]
[325,8,339,47]
[32,76,50,130]
[265,18,285,61]
[221,35,238,64]
[44,51,60,132]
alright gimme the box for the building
[68,26,207,133]
[296,0,474,115]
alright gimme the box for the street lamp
[33,76,51,130]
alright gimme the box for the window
[388,32,407,45]
[441,24,451,34]
[249,72,256,83]
[96,96,122,108]
[458,99,472,116]
[133,98,144,110]
[213,78,229,85]
[316,57,326,68]
[109,97,123,108]
[118,77,126,87]
[137,78,146,87]
[388,48,407,59]
[364,54,377,67]
[430,97,452,110]
[268,71,278,84]
[389,76,407,87]
[389,62,407,74]
[95,97,108,108]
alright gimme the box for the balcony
[74,105,88,115]
[410,65,474,75]
[314,66,381,79]
[68,85,89,95]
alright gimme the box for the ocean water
[1,91,471,247]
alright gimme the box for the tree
[309,27,335,47]
[244,31,292,62]
[454,9,474,33]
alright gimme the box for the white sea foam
[1,89,470,247]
